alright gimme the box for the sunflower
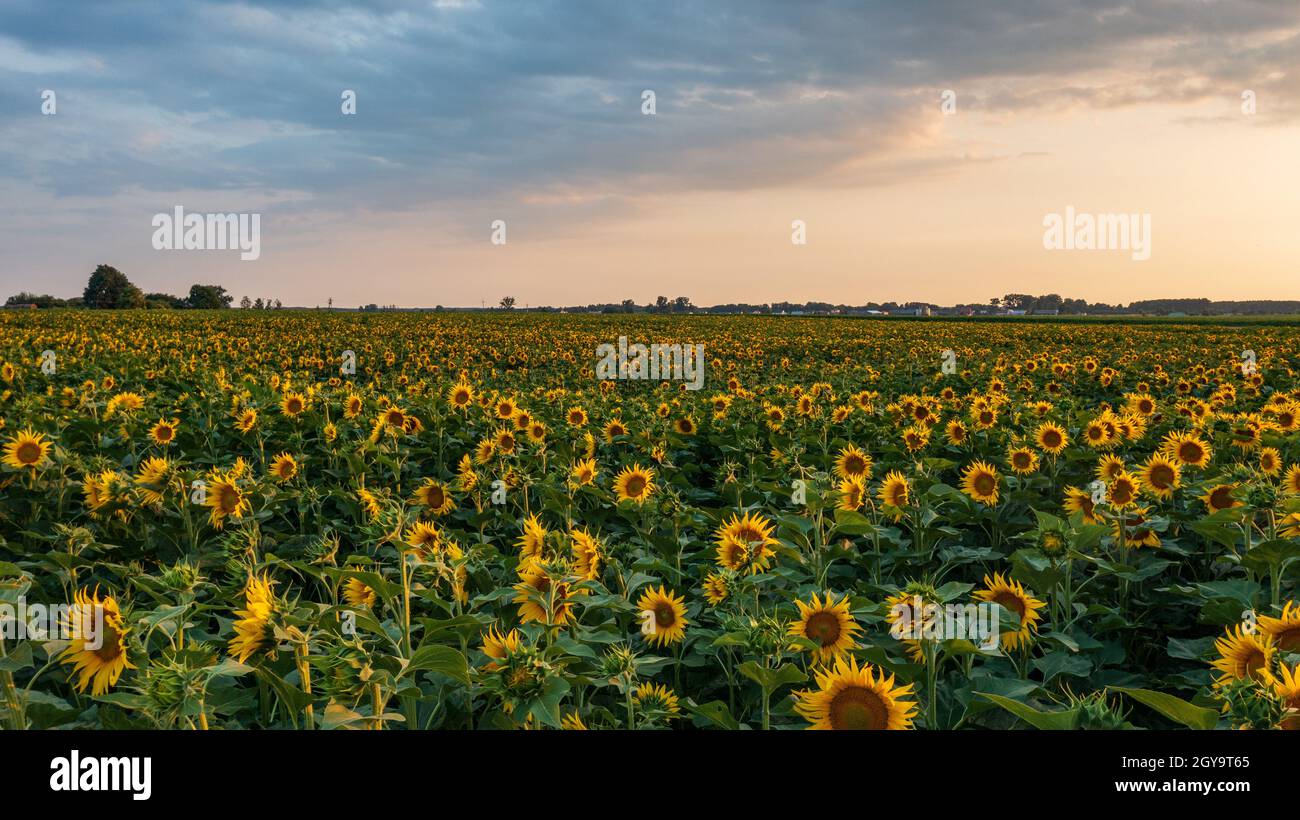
[569,528,602,581]
[494,397,517,419]
[877,470,911,519]
[513,559,574,625]
[516,513,548,560]
[1007,446,1038,476]
[1035,422,1068,455]
[713,511,778,574]
[447,381,475,411]
[1095,454,1126,483]
[565,406,588,427]
[837,476,866,511]
[2,428,51,470]
[1257,601,1300,652]
[405,521,446,554]
[1275,664,1300,730]
[1106,470,1140,509]
[702,572,729,606]
[280,391,308,418]
[1163,431,1212,468]
[834,444,873,480]
[235,408,258,433]
[633,682,681,716]
[569,458,598,488]
[788,592,861,664]
[1284,465,1300,495]
[229,574,276,663]
[1257,446,1282,476]
[480,625,523,670]
[1063,485,1102,524]
[794,655,917,730]
[603,419,629,441]
[1138,454,1180,499]
[973,573,1046,650]
[269,452,298,482]
[204,471,249,529]
[613,464,655,504]
[494,428,517,454]
[960,460,1001,506]
[133,456,172,505]
[412,478,456,516]
[148,418,179,446]
[1201,483,1240,513]
[474,438,497,464]
[945,419,969,445]
[343,394,363,419]
[673,416,696,435]
[59,588,134,696]
[636,585,688,646]
[343,577,376,608]
[1211,625,1276,685]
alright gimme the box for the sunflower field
[0,309,1297,731]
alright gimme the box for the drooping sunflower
[834,443,873,481]
[133,456,172,505]
[1257,601,1300,652]
[877,470,911,519]
[633,682,681,716]
[59,588,134,696]
[960,460,1001,506]
[235,408,258,433]
[788,592,861,665]
[1211,625,1276,685]
[513,559,574,625]
[412,478,456,516]
[837,476,866,512]
[1063,485,1102,524]
[636,585,688,646]
[702,572,729,606]
[516,514,548,560]
[2,428,52,470]
[794,655,917,730]
[569,528,603,581]
[405,521,446,555]
[613,464,655,504]
[480,624,523,670]
[229,574,276,664]
[973,573,1046,650]
[342,577,376,608]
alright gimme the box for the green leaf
[975,692,1080,729]
[1111,687,1218,730]
[402,644,469,684]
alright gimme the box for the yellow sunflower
[794,655,917,730]
[713,511,778,574]
[59,588,134,696]
[960,460,1001,506]
[148,418,179,446]
[834,444,873,480]
[1211,625,1276,685]
[1035,422,1068,455]
[636,585,688,646]
[2,428,52,470]
[412,478,456,516]
[342,577,376,608]
[229,574,276,663]
[613,464,655,504]
[1138,454,1180,500]
[269,452,298,482]
[788,592,861,664]
[877,470,911,519]
[972,573,1046,650]
[1257,601,1300,652]
[837,476,866,512]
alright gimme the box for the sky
[1,0,1298,308]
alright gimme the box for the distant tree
[254,297,265,309]
[144,292,186,309]
[240,295,252,309]
[655,295,669,312]
[5,292,67,308]
[672,296,693,313]
[327,297,333,309]
[185,284,233,309]
[274,299,282,309]
[499,296,516,309]
[83,264,144,309]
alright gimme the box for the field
[0,309,1297,730]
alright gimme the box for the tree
[144,292,186,309]
[240,295,252,309]
[83,264,144,309]
[499,296,516,309]
[655,296,669,312]
[185,284,234,309]
[4,292,67,308]
[673,296,693,313]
